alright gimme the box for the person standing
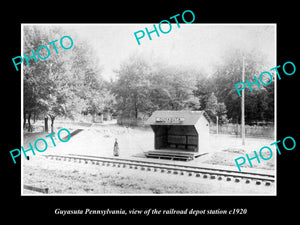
[113,138,119,156]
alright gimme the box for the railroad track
[42,154,275,186]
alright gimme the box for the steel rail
[43,154,275,185]
[68,153,275,178]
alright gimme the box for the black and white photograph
[4,3,299,220]
[20,24,276,195]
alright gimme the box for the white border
[21,23,277,196]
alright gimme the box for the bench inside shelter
[145,110,210,161]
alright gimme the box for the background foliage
[23,26,274,131]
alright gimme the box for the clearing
[22,121,276,195]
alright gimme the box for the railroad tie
[41,155,275,186]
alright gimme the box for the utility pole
[241,56,245,145]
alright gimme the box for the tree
[216,102,228,125]
[112,56,201,120]
[148,64,200,111]
[166,68,198,110]
[23,25,112,132]
[206,92,218,115]
[202,92,228,124]
[193,77,213,110]
[24,26,75,132]
[23,26,62,131]
[209,48,274,124]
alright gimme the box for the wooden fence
[210,123,274,138]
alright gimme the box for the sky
[62,24,276,81]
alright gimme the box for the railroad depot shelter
[145,110,210,161]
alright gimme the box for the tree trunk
[50,116,55,133]
[28,113,32,132]
[23,112,26,128]
[134,95,138,119]
[135,108,138,119]
[33,112,36,123]
[44,116,48,133]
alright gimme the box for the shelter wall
[195,116,210,152]
[151,125,198,152]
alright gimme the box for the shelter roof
[146,110,210,126]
